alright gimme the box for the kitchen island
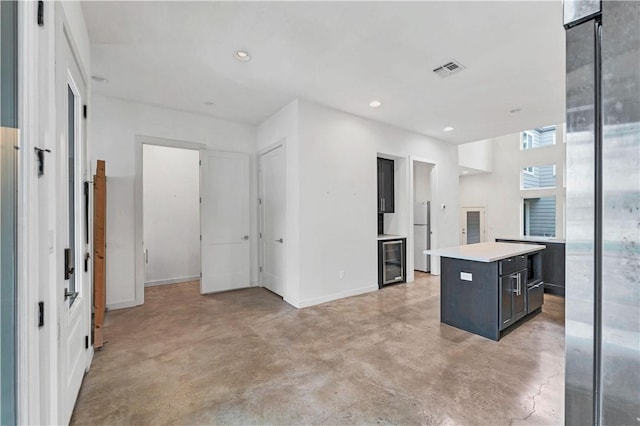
[425,242,545,341]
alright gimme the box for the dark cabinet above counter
[377,158,394,213]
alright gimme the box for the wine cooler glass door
[383,241,403,284]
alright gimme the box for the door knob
[275,238,283,243]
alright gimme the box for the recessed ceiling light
[462,170,469,174]
[443,126,454,132]
[510,108,522,114]
[91,75,108,83]
[204,101,215,106]
[369,100,382,108]
[235,50,251,61]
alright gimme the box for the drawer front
[527,281,544,313]
[515,254,527,271]
[499,256,517,276]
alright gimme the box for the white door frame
[460,206,487,244]
[409,156,438,277]
[133,135,206,306]
[257,141,286,296]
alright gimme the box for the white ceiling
[82,1,566,144]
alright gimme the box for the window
[523,196,556,237]
[521,131,534,150]
[522,164,556,189]
[521,126,557,150]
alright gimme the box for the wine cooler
[378,238,406,288]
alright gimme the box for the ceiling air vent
[432,60,465,78]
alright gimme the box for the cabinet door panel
[377,158,394,213]
[500,275,514,330]
[513,270,527,320]
[377,159,384,212]
[383,159,394,212]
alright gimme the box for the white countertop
[496,236,565,244]
[377,234,406,241]
[424,242,545,262]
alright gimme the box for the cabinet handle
[518,275,523,295]
[509,274,519,294]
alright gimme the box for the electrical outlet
[339,270,345,280]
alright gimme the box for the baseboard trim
[144,276,200,287]
[294,285,379,309]
[106,299,137,310]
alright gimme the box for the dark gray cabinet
[440,251,544,341]
[499,268,527,330]
[377,158,394,213]
[496,238,565,296]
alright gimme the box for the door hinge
[259,266,263,273]
[38,301,45,327]
[199,197,202,203]
[200,272,202,278]
[258,198,262,205]
[83,105,87,119]
[199,160,201,166]
[259,232,262,239]
[85,335,89,349]
[200,235,202,241]
[37,1,44,26]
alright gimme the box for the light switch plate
[460,272,473,281]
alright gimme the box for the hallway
[71,274,564,425]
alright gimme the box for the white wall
[458,138,493,173]
[459,125,566,242]
[295,100,459,307]
[143,145,200,285]
[90,95,256,309]
[414,161,433,202]
[60,2,91,75]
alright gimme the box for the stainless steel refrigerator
[413,201,430,272]
[564,1,639,424]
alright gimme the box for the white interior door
[200,151,250,294]
[259,145,286,296]
[460,207,486,244]
[58,32,89,425]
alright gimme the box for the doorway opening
[142,144,201,289]
[412,160,435,274]
[135,137,253,303]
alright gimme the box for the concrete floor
[71,273,565,425]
